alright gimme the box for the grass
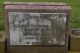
[0,0,80,31]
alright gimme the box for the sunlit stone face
[8,12,67,45]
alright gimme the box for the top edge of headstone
[3,1,67,6]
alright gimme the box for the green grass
[0,0,80,31]
[0,0,4,31]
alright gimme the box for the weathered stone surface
[0,32,5,53]
[4,2,67,5]
[70,38,80,51]
[8,46,67,53]
[4,2,71,11]
[70,29,80,51]
[3,2,71,53]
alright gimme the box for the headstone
[0,32,5,53]
[3,2,71,53]
[70,29,80,51]
[71,29,80,38]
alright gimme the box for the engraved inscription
[8,12,66,45]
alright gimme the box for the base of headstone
[8,47,68,53]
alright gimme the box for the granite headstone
[3,2,71,53]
